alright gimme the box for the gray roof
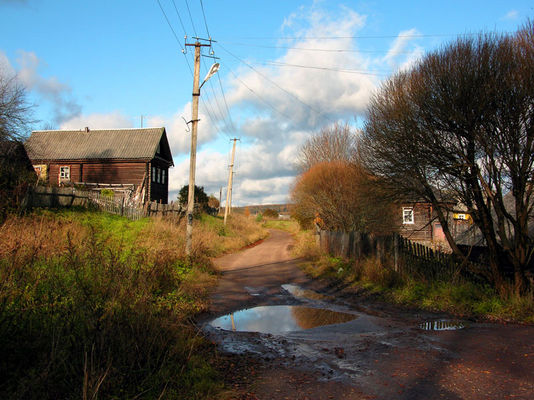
[25,128,172,163]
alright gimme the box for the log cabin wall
[398,203,433,242]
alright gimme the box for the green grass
[0,209,267,399]
[263,219,300,233]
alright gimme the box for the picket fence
[318,230,489,283]
[25,186,185,221]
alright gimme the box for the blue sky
[1,0,531,205]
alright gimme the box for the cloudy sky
[1,0,530,205]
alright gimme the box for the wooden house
[24,127,173,204]
[398,200,472,251]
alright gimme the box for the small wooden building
[24,127,174,204]
[398,200,472,251]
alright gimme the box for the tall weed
[0,210,245,399]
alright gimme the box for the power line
[155,0,185,52]
[216,72,237,133]
[199,0,211,39]
[184,0,198,37]
[259,60,387,76]
[216,32,484,41]
[217,43,336,125]
[156,0,233,140]
[194,0,235,136]
[171,0,188,36]
[222,62,302,126]
[217,41,417,55]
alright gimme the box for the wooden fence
[318,229,489,283]
[24,186,185,221]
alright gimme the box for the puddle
[281,284,330,301]
[420,320,466,331]
[210,305,358,334]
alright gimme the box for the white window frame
[59,166,70,182]
[403,207,414,224]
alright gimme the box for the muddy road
[202,230,534,400]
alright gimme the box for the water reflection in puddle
[210,305,357,334]
[420,320,466,331]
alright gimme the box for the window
[157,168,161,184]
[59,166,70,181]
[161,169,166,184]
[403,207,414,224]
[152,166,156,182]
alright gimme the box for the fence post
[394,234,399,272]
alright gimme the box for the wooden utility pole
[224,138,238,225]
[185,42,202,257]
[219,187,222,215]
[184,39,219,257]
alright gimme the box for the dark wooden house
[398,200,472,251]
[24,127,173,204]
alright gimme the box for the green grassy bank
[284,226,534,324]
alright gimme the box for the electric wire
[184,0,198,37]
[199,0,211,39]
[259,60,387,76]
[217,41,417,55]
[217,32,483,41]
[216,72,237,133]
[156,0,186,53]
[195,0,237,136]
[222,62,302,126]
[171,0,188,37]
[217,43,336,125]
[156,0,228,140]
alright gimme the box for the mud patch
[210,305,357,334]
[281,283,331,301]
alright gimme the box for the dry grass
[0,209,267,399]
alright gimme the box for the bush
[262,208,279,219]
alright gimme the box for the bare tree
[0,68,34,142]
[298,122,359,172]
[361,21,534,293]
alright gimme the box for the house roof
[24,127,173,165]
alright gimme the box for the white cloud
[147,102,219,157]
[503,10,519,20]
[14,50,81,124]
[226,7,376,133]
[174,4,430,205]
[383,28,424,71]
[60,111,133,130]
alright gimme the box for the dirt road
[203,230,534,400]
